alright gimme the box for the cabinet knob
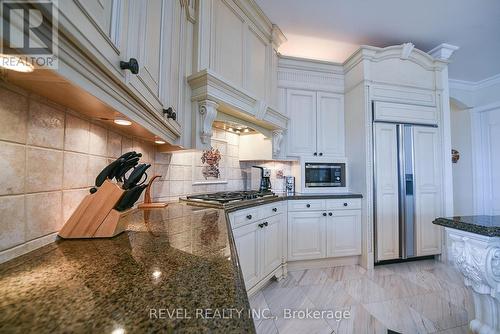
[120,58,139,74]
[313,152,318,156]
[343,203,348,207]
[272,208,277,212]
[329,212,333,216]
[306,204,311,208]
[258,223,264,228]
[246,214,252,220]
[319,152,323,156]
[264,222,268,227]
[163,107,177,121]
[323,212,327,216]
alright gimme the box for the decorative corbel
[198,100,218,144]
[400,42,415,60]
[272,129,284,156]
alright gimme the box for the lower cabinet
[288,200,362,261]
[288,212,326,260]
[326,210,362,257]
[233,213,284,290]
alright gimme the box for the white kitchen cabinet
[261,215,283,277]
[288,211,326,260]
[231,209,285,291]
[286,89,344,158]
[413,126,443,256]
[233,222,261,289]
[287,89,317,156]
[327,210,362,257]
[126,0,167,114]
[58,0,129,79]
[317,92,345,157]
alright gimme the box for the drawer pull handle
[329,212,333,216]
[258,223,264,228]
[246,215,252,219]
[306,204,311,208]
[343,203,348,207]
[272,208,278,212]
[264,222,268,227]
[323,212,327,216]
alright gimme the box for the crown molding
[449,72,500,92]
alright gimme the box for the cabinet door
[261,214,283,277]
[127,0,166,112]
[59,0,128,78]
[374,123,400,261]
[317,92,345,157]
[286,89,317,156]
[327,210,361,257]
[288,211,326,261]
[233,222,260,289]
[413,126,442,256]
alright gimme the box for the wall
[0,82,294,264]
[0,82,155,263]
[152,129,296,201]
[450,103,474,216]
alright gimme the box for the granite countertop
[433,216,500,237]
[0,203,254,333]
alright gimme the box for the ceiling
[256,0,500,82]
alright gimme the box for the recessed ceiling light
[114,119,132,126]
[243,128,250,133]
[0,54,34,73]
[155,139,166,144]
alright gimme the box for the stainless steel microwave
[304,162,346,188]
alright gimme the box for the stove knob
[246,215,252,220]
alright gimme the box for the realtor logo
[0,0,58,70]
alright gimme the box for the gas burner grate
[186,191,275,203]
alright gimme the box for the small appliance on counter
[252,165,272,192]
[284,176,295,195]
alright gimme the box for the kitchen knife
[123,163,151,190]
[112,156,140,182]
[94,157,125,188]
[115,184,148,211]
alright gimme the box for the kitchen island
[0,203,254,333]
[433,216,500,334]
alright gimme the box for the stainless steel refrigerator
[374,122,442,263]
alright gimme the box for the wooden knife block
[59,180,132,238]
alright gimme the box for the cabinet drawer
[326,198,361,210]
[260,202,286,218]
[288,199,326,212]
[229,208,261,229]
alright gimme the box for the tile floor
[249,259,474,334]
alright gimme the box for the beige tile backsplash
[0,83,155,263]
[0,82,295,263]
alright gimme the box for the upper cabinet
[58,0,130,80]
[36,0,190,143]
[126,0,166,114]
[287,89,344,158]
[278,57,346,159]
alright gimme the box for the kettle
[252,166,272,192]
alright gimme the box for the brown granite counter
[0,203,254,333]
